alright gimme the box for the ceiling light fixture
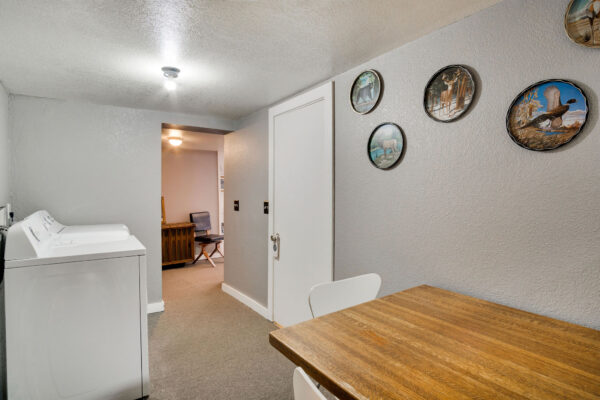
[162,66,180,91]
[168,137,182,146]
[164,80,177,91]
[167,130,183,147]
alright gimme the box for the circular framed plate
[350,70,382,114]
[367,123,405,170]
[506,79,588,151]
[423,65,476,123]
[565,0,600,48]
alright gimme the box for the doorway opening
[160,123,228,275]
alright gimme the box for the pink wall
[161,148,219,231]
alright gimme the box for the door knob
[270,233,280,260]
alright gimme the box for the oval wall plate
[423,65,476,123]
[350,69,383,114]
[505,79,589,151]
[565,0,600,48]
[367,122,405,170]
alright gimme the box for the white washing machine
[4,210,150,400]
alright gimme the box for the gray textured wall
[221,0,600,329]
[8,95,236,305]
[334,0,600,328]
[0,83,8,205]
[224,109,269,306]
[0,83,6,400]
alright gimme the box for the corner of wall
[223,106,270,308]
[0,79,8,400]
[0,82,10,206]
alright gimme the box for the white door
[268,82,334,327]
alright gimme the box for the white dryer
[4,210,150,400]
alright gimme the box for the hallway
[148,262,295,400]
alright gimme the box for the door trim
[267,81,334,322]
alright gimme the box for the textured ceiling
[0,0,501,120]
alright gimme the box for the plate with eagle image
[565,0,600,48]
[368,123,405,169]
[506,80,588,151]
[351,70,382,114]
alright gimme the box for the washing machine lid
[4,210,146,268]
[60,223,131,242]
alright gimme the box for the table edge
[269,330,360,400]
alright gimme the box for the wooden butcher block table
[269,285,600,400]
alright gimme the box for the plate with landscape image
[367,123,405,170]
[351,70,382,114]
[565,0,600,48]
[506,80,588,151]
[424,65,475,122]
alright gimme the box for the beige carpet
[148,260,296,400]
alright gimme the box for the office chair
[190,211,224,268]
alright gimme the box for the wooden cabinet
[161,222,195,266]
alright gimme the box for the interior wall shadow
[0,231,7,400]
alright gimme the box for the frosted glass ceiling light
[168,136,182,146]
[167,130,183,147]
[164,80,177,91]
[162,66,180,91]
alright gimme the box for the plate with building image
[506,79,588,151]
[424,65,476,123]
[565,0,600,47]
[367,123,405,170]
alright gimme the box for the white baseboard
[221,283,271,320]
[147,300,165,314]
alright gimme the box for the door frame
[267,81,334,321]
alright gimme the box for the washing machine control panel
[26,211,64,242]
[4,211,65,260]
[5,211,132,261]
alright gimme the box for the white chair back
[293,367,327,400]
[308,273,382,318]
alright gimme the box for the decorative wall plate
[565,0,600,48]
[350,70,382,114]
[367,123,405,169]
[506,79,588,151]
[424,65,476,123]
